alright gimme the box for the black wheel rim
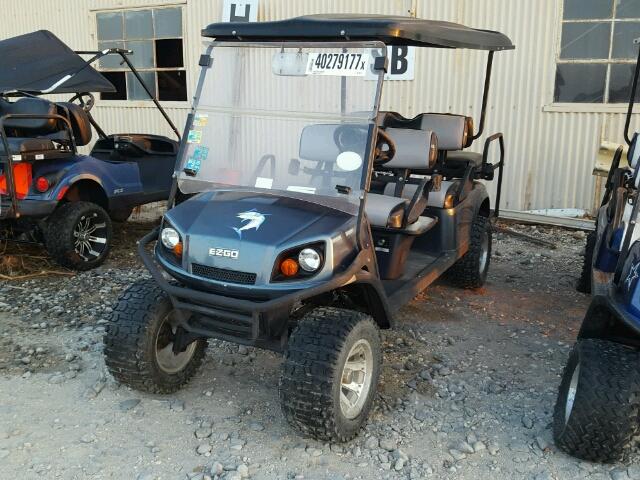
[73,212,108,262]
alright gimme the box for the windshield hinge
[199,54,212,67]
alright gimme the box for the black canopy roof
[0,30,115,95]
[202,14,514,51]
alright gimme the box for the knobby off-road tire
[44,201,113,271]
[104,279,207,394]
[447,214,492,289]
[553,338,640,463]
[576,231,596,294]
[109,207,133,223]
[279,307,382,442]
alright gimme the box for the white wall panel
[1,0,638,213]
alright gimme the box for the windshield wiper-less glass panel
[177,43,384,210]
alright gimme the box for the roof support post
[472,50,494,141]
[623,38,640,146]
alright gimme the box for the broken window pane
[97,12,123,41]
[155,8,182,38]
[125,40,154,69]
[100,72,127,100]
[560,22,611,59]
[158,70,187,101]
[155,39,184,68]
[616,0,640,18]
[563,0,613,20]
[555,64,607,102]
[124,10,153,40]
[98,41,125,69]
[609,64,640,102]
[612,23,640,59]
[127,71,156,100]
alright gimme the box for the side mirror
[288,158,300,176]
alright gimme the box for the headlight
[161,227,180,249]
[298,248,321,272]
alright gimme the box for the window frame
[93,4,189,107]
[549,0,640,112]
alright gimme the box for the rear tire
[44,201,112,271]
[447,214,491,289]
[553,338,640,462]
[104,279,207,393]
[576,231,596,294]
[279,307,382,442]
[109,207,133,223]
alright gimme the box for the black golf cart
[553,38,640,463]
[0,30,181,270]
[105,15,513,441]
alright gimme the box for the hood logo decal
[231,209,269,239]
[625,261,640,291]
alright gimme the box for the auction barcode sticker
[306,52,369,77]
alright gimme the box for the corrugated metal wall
[1,0,638,212]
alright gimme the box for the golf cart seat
[365,127,438,231]
[0,97,59,134]
[0,137,57,157]
[378,111,485,176]
[0,98,89,160]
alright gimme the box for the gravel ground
[0,221,638,480]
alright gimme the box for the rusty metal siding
[1,0,638,213]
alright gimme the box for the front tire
[447,214,491,288]
[45,201,112,271]
[279,307,382,442]
[576,231,596,294]
[104,280,207,393]
[553,338,640,462]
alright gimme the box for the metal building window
[555,0,640,104]
[96,7,187,102]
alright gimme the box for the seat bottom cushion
[446,151,483,169]
[365,193,408,228]
[0,137,57,156]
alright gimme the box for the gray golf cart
[104,15,513,441]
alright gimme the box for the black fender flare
[578,295,640,347]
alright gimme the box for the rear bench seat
[0,98,91,160]
[380,111,482,170]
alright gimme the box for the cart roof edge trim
[201,14,515,51]
[0,30,115,95]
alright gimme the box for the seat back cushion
[384,127,437,170]
[58,102,92,146]
[419,113,471,151]
[1,98,58,133]
[299,124,341,163]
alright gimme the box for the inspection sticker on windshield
[187,130,203,144]
[193,114,209,127]
[306,52,370,77]
[184,146,209,176]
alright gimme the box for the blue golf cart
[0,30,181,270]
[553,38,640,463]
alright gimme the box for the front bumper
[138,228,371,351]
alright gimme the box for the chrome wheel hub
[340,339,374,420]
[565,362,581,424]
[73,213,107,262]
[155,312,197,374]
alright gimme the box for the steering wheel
[375,129,397,166]
[68,92,95,113]
[333,125,368,152]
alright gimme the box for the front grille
[191,263,257,285]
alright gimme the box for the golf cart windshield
[177,42,385,212]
